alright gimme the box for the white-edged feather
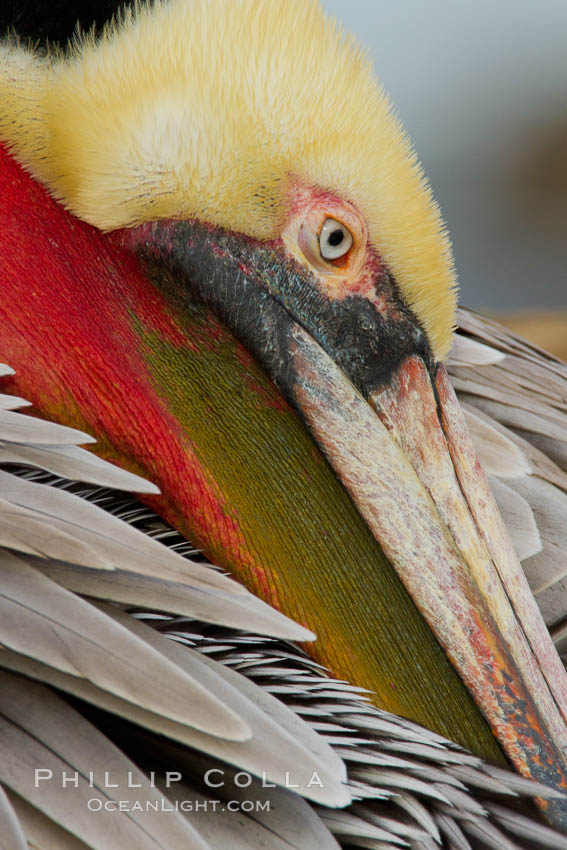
[487,803,567,849]
[4,791,92,850]
[435,813,474,850]
[487,476,542,561]
[463,408,532,479]
[317,809,407,845]
[0,442,159,492]
[0,394,31,410]
[448,335,505,367]
[0,469,246,594]
[0,409,96,445]
[0,671,210,850]
[0,645,346,806]
[0,785,28,850]
[452,312,567,636]
[463,403,567,493]
[160,779,341,850]
[0,551,250,741]
[36,560,314,641]
[102,603,349,806]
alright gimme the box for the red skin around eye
[284,178,406,325]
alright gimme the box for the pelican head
[2,0,567,823]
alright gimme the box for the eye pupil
[328,229,344,247]
[319,218,353,261]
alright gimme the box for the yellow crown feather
[0,0,457,358]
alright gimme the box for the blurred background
[323,0,567,357]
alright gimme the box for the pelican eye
[319,218,353,261]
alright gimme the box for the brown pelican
[1,0,567,845]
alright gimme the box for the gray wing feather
[0,371,565,849]
[0,784,28,850]
[0,550,251,741]
[0,442,160,492]
[35,560,312,640]
[0,671,210,850]
[161,779,341,850]
[450,308,567,631]
[4,791,92,850]
[0,408,96,445]
[0,469,246,593]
